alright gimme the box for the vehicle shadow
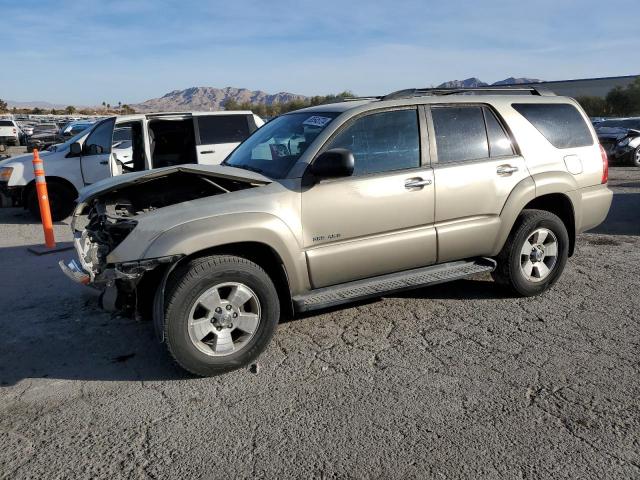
[588,192,640,236]
[0,206,70,226]
[0,243,191,386]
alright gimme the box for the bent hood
[77,164,272,203]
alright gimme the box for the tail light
[599,144,608,184]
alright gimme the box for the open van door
[80,118,116,184]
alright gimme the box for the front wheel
[26,181,77,222]
[492,209,569,297]
[632,146,640,167]
[164,255,280,376]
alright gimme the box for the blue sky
[1,0,639,105]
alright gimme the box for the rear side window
[432,106,488,163]
[512,103,593,149]
[198,115,250,144]
[0,121,13,127]
[483,107,515,157]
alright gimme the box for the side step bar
[293,258,496,312]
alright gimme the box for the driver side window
[325,109,420,176]
[84,119,115,156]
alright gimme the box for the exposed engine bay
[70,171,261,283]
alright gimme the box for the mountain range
[131,77,542,112]
[132,87,307,112]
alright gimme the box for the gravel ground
[0,168,638,479]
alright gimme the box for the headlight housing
[0,167,13,183]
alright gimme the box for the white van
[0,111,263,220]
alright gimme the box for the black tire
[492,209,569,297]
[26,181,77,222]
[631,146,640,168]
[164,255,280,376]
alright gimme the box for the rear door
[429,104,529,262]
[80,118,115,184]
[194,114,256,164]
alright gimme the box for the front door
[80,118,115,184]
[195,114,252,164]
[429,105,530,262]
[301,108,436,288]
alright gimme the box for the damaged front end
[60,166,269,312]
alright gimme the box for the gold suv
[61,87,613,376]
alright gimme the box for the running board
[293,258,496,312]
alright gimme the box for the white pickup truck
[0,119,21,146]
[0,111,263,220]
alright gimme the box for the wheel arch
[22,175,79,205]
[493,173,579,257]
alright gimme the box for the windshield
[597,119,640,130]
[222,112,339,178]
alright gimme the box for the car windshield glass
[222,112,339,178]
[598,119,640,129]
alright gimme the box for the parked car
[594,118,640,167]
[0,119,21,146]
[60,120,95,138]
[19,124,34,136]
[0,111,263,220]
[57,87,612,376]
[27,123,61,151]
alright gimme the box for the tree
[65,105,77,115]
[121,104,136,114]
[106,103,111,109]
[575,96,608,117]
[102,101,106,109]
[31,107,43,114]
[0,98,7,112]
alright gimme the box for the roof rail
[382,86,556,101]
[340,96,384,102]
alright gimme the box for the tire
[164,255,280,376]
[492,209,569,297]
[632,146,640,168]
[26,181,77,222]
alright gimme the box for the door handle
[200,150,215,154]
[100,160,109,165]
[496,164,518,176]
[405,177,432,189]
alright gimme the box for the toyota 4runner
[59,87,612,376]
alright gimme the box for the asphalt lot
[0,167,638,479]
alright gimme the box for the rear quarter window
[198,115,251,144]
[512,103,593,149]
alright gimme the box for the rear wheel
[26,181,77,222]
[492,209,569,296]
[164,255,280,376]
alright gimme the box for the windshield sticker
[302,116,332,128]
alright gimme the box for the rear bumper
[0,136,18,145]
[576,184,613,233]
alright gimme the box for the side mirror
[310,148,354,179]
[69,142,82,155]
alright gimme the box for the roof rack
[340,96,384,102]
[382,86,556,101]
